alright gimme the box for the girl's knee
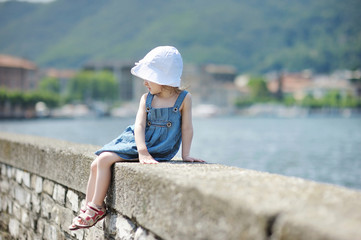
[97,152,120,168]
[90,158,98,172]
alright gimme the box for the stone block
[51,204,61,226]
[0,178,10,193]
[25,231,43,240]
[15,169,23,184]
[9,182,15,199]
[31,175,43,194]
[28,211,37,230]
[60,206,76,234]
[16,229,27,240]
[71,228,85,240]
[6,165,15,179]
[8,218,20,239]
[20,209,30,227]
[96,217,105,231]
[0,212,10,232]
[53,184,66,205]
[66,189,79,212]
[0,163,6,176]
[14,185,31,208]
[104,213,117,236]
[134,227,144,240]
[80,198,86,211]
[36,218,46,236]
[22,171,31,188]
[31,192,41,214]
[114,215,136,240]
[43,179,54,196]
[85,226,106,240]
[12,202,21,220]
[135,227,157,240]
[14,168,31,188]
[0,195,3,212]
[41,193,54,219]
[4,195,13,214]
[43,224,58,240]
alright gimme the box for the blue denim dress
[95,90,188,161]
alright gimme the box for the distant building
[310,73,356,99]
[203,64,237,83]
[267,71,357,100]
[39,68,77,94]
[350,71,361,98]
[0,54,38,91]
[182,64,239,108]
[83,61,141,101]
[267,72,312,100]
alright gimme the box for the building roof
[0,54,37,70]
[44,68,76,79]
[204,64,237,74]
[268,73,312,93]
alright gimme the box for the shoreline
[2,104,361,120]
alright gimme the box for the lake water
[1,117,360,190]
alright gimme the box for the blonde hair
[161,85,183,95]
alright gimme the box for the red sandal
[69,207,86,231]
[70,202,106,230]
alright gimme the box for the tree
[247,76,271,101]
[67,70,118,103]
[38,77,60,94]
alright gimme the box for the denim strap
[173,90,188,111]
[145,92,154,112]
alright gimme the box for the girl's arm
[134,93,158,164]
[181,93,205,163]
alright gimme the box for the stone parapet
[0,131,361,240]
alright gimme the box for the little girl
[69,46,204,230]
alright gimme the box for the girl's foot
[69,206,86,231]
[71,202,106,230]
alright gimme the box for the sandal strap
[88,202,105,213]
[73,202,106,227]
[87,204,102,213]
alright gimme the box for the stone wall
[0,163,161,240]
[0,133,159,240]
[0,132,361,240]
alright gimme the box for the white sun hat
[131,46,183,87]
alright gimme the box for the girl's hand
[139,155,159,164]
[183,156,206,163]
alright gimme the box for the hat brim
[131,63,180,87]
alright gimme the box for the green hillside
[0,0,360,73]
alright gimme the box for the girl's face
[144,80,162,95]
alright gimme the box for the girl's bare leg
[91,152,122,206]
[70,152,122,230]
[85,158,99,204]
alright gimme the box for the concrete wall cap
[1,131,361,240]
